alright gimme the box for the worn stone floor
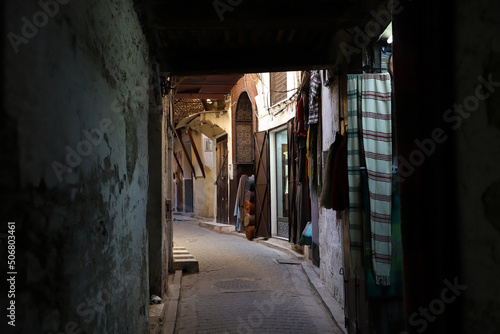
[173,219,342,334]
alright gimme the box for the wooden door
[176,180,183,212]
[216,137,229,224]
[287,119,298,243]
[254,131,271,238]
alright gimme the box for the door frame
[269,125,289,239]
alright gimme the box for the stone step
[199,221,235,234]
[172,246,199,273]
[173,258,199,273]
[173,251,192,255]
[173,254,194,260]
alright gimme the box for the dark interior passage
[2,0,499,333]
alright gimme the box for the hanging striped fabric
[347,74,364,273]
[361,73,392,286]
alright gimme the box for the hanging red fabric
[296,96,307,137]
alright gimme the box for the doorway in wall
[216,135,229,224]
[271,127,289,239]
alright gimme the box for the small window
[205,138,213,152]
[270,72,288,106]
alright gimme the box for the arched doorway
[230,92,255,227]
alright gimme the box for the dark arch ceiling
[135,0,391,75]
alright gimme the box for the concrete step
[173,254,194,260]
[173,250,190,255]
[173,258,199,273]
[199,221,236,234]
[172,247,199,273]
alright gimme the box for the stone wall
[455,1,500,331]
[3,0,151,332]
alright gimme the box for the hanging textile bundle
[331,133,348,211]
[245,225,255,240]
[245,190,255,203]
[244,201,255,215]
[244,214,256,226]
[297,96,308,137]
[308,70,321,125]
[320,132,344,209]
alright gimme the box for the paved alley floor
[173,218,342,334]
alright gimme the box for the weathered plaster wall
[455,1,500,331]
[201,111,232,220]
[191,130,214,218]
[3,0,151,332]
[319,78,345,307]
[193,167,214,218]
[147,112,163,297]
[202,134,214,170]
[162,94,174,288]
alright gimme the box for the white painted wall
[190,131,214,218]
[319,76,345,307]
[255,72,300,132]
[177,110,231,220]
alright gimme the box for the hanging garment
[362,73,393,286]
[244,201,256,215]
[331,133,348,211]
[245,175,255,191]
[364,170,404,297]
[347,74,364,273]
[234,199,241,232]
[311,192,320,267]
[299,222,313,246]
[297,136,307,184]
[234,174,249,232]
[381,49,392,72]
[319,133,343,209]
[297,96,307,137]
[308,70,321,124]
[245,190,255,203]
[308,124,320,195]
[296,184,309,244]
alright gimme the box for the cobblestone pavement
[173,219,342,334]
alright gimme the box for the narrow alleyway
[173,217,343,334]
